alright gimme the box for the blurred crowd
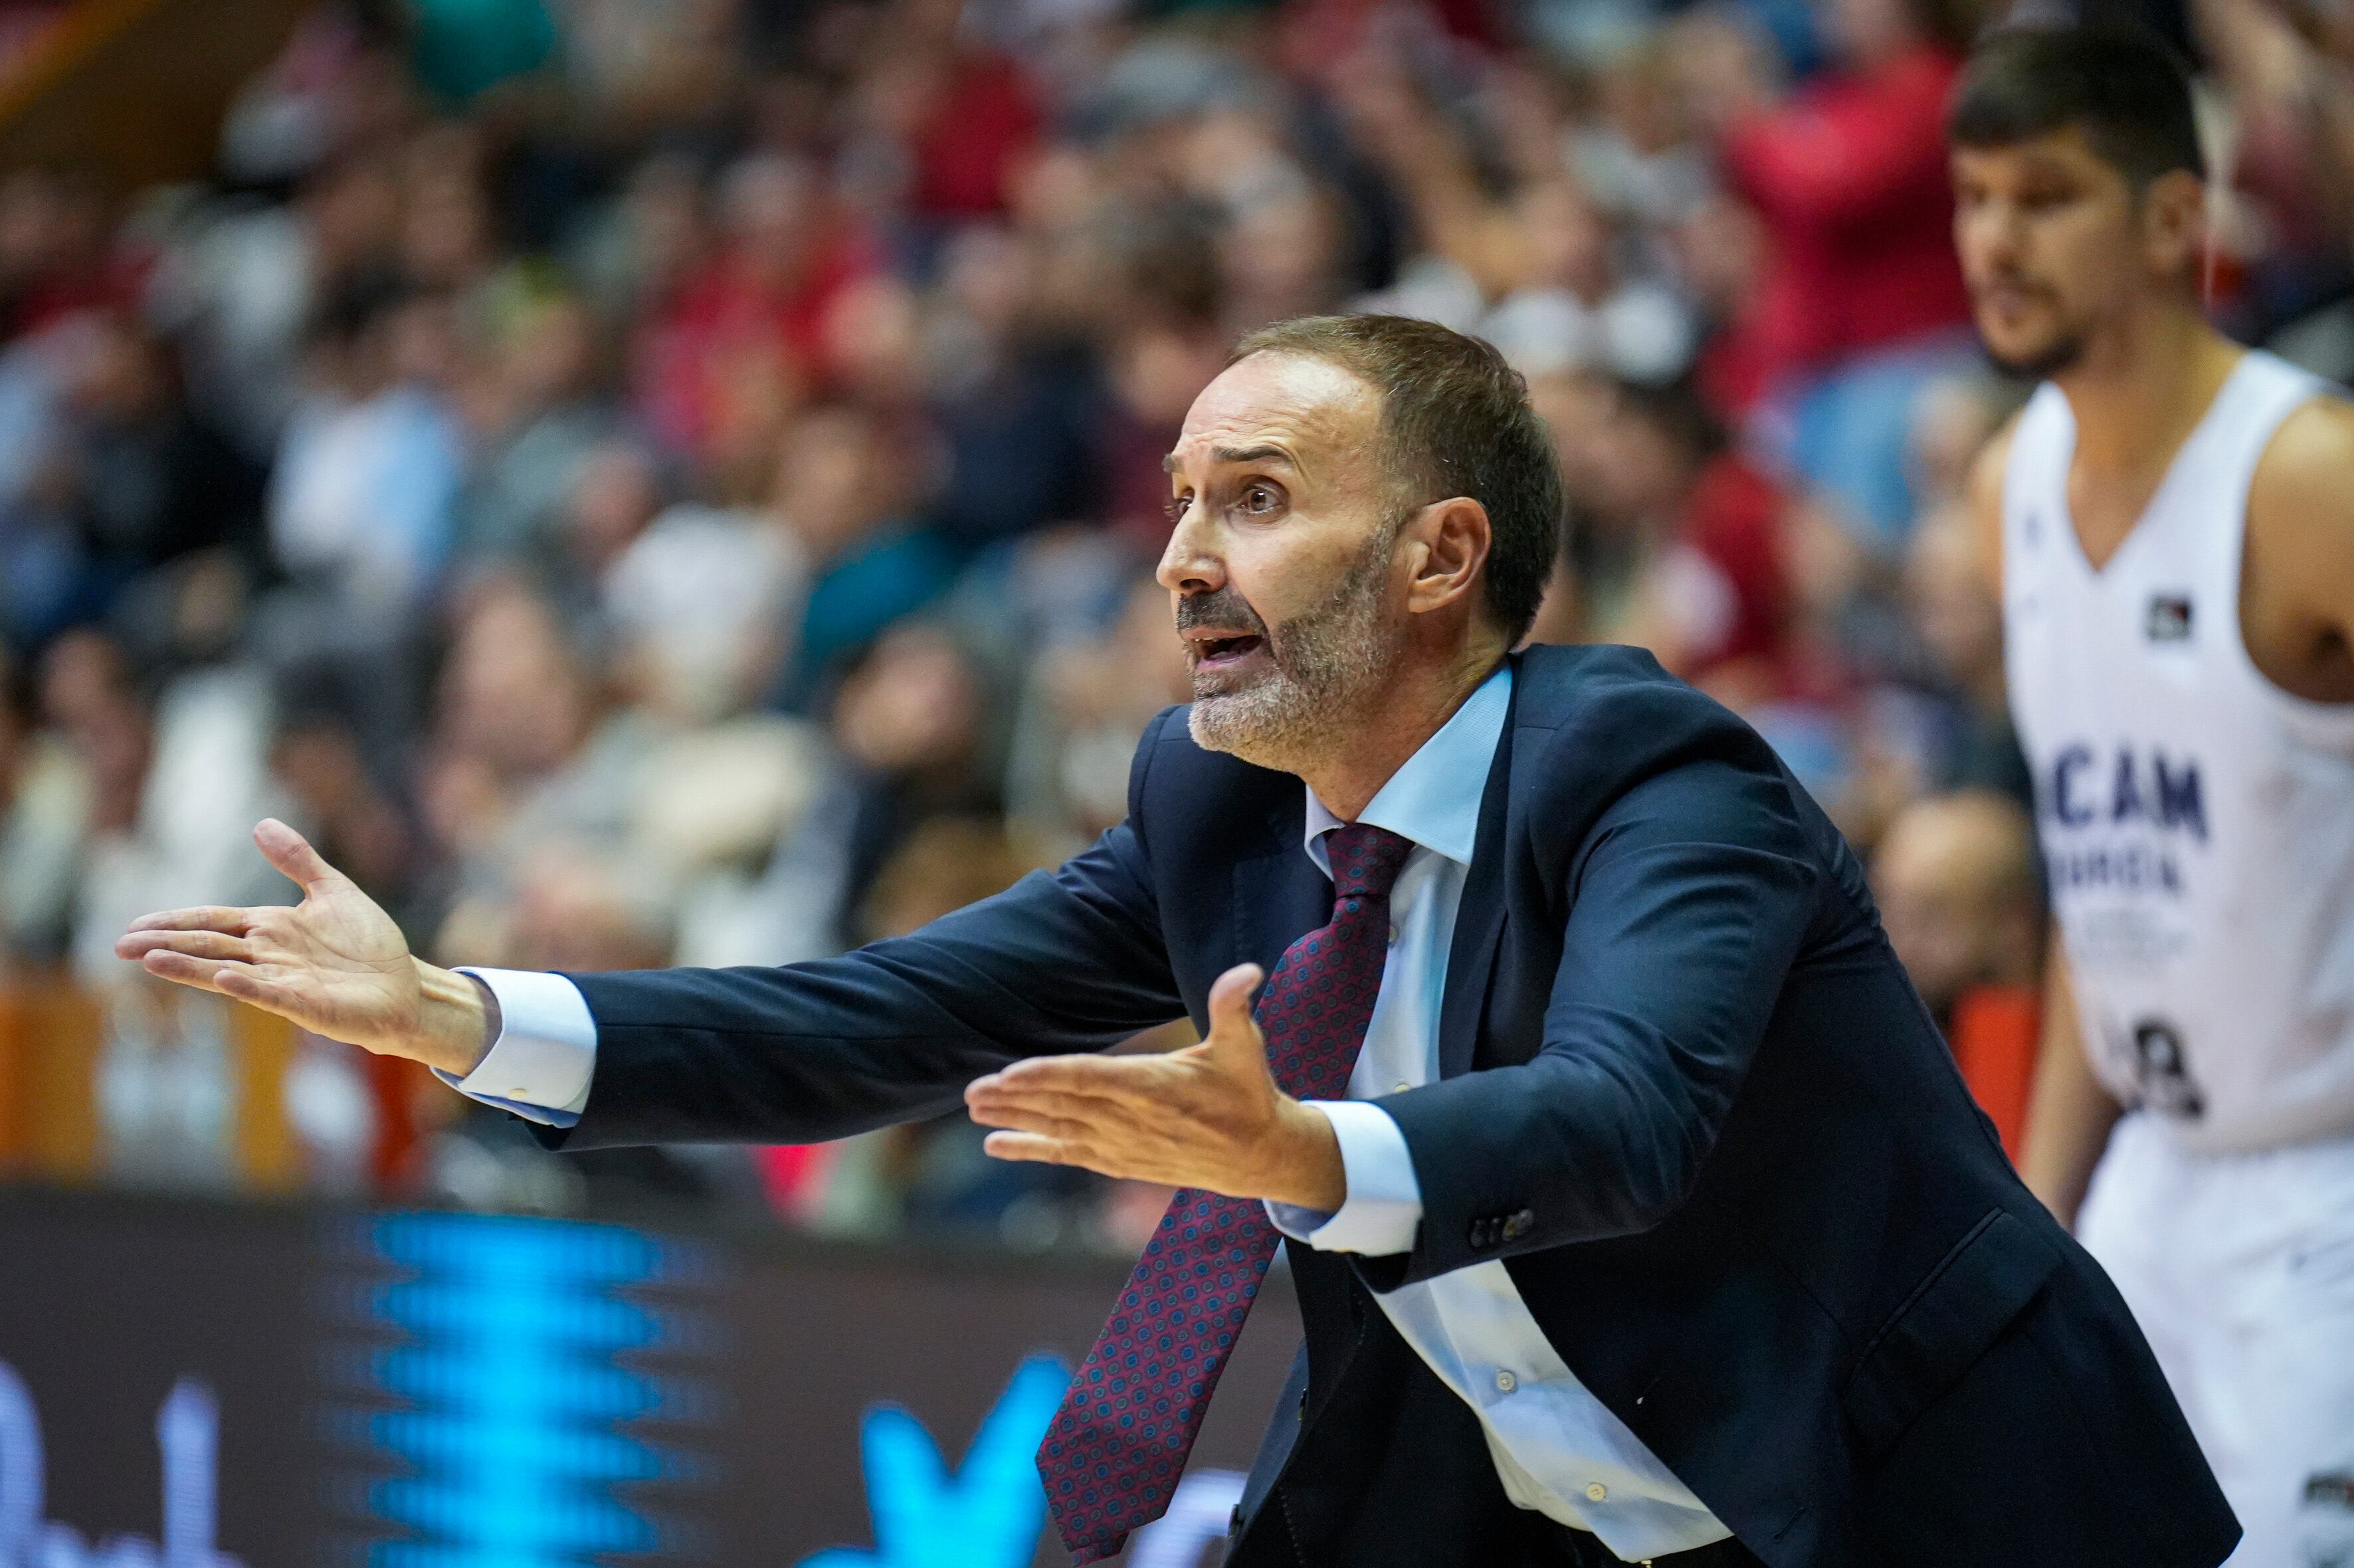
[3,0,2351,1249]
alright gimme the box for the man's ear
[2140,169,2207,283]
[1402,496,1492,617]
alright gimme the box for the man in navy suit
[124,315,2234,1567]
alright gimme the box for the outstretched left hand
[963,962,1347,1211]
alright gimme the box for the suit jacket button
[1502,1209,1534,1241]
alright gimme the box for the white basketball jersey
[2003,349,2354,1154]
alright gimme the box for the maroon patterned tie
[1038,821,1417,1563]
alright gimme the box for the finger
[138,950,248,995]
[967,1079,1160,1135]
[966,1099,1116,1143]
[116,930,254,964]
[122,906,255,937]
[981,1131,1074,1165]
[975,1054,1165,1104]
[212,966,305,1017]
[1205,962,1268,1054]
[252,817,347,896]
[141,950,309,1023]
[982,1131,1133,1178]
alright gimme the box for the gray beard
[1187,536,1397,770]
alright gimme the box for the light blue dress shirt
[444,663,1729,1561]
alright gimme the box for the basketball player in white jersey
[1949,26,2354,1567]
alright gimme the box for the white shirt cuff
[1264,1100,1423,1256]
[429,967,598,1128]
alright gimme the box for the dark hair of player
[1948,25,2206,188]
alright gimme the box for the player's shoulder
[1963,407,2025,590]
[1964,405,2025,510]
[2257,385,2354,488]
[2245,385,2354,611]
[1971,405,2026,479]
[2251,386,2354,535]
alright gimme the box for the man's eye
[1240,483,1280,514]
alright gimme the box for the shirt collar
[1303,661,1512,874]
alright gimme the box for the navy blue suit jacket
[549,645,2234,1568]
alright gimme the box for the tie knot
[1325,822,1415,900]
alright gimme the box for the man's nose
[1972,202,2027,268]
[1155,506,1225,596]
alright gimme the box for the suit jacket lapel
[1234,791,1328,978]
[1438,669,1520,1080]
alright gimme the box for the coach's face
[1158,351,1408,768]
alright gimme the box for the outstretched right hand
[114,818,494,1078]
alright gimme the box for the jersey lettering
[2045,744,2205,839]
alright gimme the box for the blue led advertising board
[0,1189,1295,1567]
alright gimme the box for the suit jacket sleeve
[541,710,1188,1150]
[1362,710,1826,1289]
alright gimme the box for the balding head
[1873,790,2043,1023]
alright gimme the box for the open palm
[116,818,431,1058]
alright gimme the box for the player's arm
[2248,394,2354,691]
[2018,933,2121,1228]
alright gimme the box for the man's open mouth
[1191,633,1266,670]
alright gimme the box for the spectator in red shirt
[908,49,1043,221]
[0,171,147,340]
[1684,0,1979,547]
[635,153,875,482]
[1714,0,1971,383]
[1551,374,1795,707]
